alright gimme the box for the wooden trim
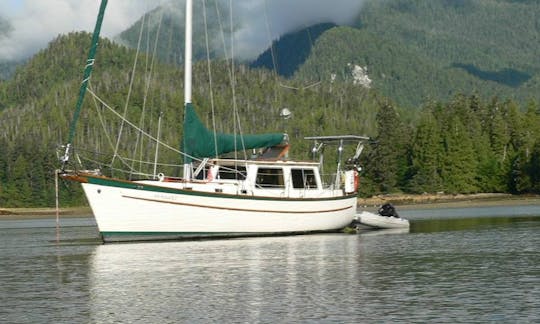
[121,195,353,214]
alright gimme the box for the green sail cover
[183,103,284,162]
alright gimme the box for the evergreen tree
[440,115,478,194]
[408,104,442,193]
[530,142,540,192]
[368,101,409,193]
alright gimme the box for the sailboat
[59,0,369,242]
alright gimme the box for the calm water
[1,206,539,323]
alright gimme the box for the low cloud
[0,0,365,61]
[232,0,365,59]
[0,0,158,60]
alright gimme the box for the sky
[0,0,365,61]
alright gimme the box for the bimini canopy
[182,103,284,162]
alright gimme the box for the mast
[184,0,193,105]
[61,0,108,170]
[183,0,193,178]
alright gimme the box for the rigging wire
[213,0,248,160]
[229,0,239,160]
[202,0,219,159]
[88,84,137,174]
[110,4,146,170]
[229,0,248,161]
[87,88,200,163]
[75,1,270,178]
[262,1,321,92]
[127,10,149,176]
[129,7,163,176]
[263,0,279,81]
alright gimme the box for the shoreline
[1,193,540,220]
[0,207,92,220]
[358,193,540,210]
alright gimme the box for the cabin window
[291,169,317,189]
[218,165,247,180]
[256,168,284,189]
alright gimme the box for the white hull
[354,211,410,229]
[59,0,369,243]
[81,179,356,242]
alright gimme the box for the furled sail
[182,103,284,161]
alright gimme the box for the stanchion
[55,169,60,243]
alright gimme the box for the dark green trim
[103,231,242,236]
[84,174,356,202]
[100,229,342,242]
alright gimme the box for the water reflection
[88,235,362,322]
[400,204,540,220]
[411,215,540,233]
[1,209,539,322]
[85,217,539,323]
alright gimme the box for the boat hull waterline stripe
[122,194,353,214]
[100,230,334,237]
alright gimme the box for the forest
[0,31,539,207]
[258,0,540,108]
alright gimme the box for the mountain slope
[250,23,336,77]
[358,0,540,75]
[117,0,234,65]
[357,0,540,106]
[255,0,540,108]
[0,32,379,206]
[295,26,488,108]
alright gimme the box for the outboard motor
[378,203,399,218]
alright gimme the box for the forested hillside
[113,0,540,108]
[250,23,336,77]
[359,96,540,196]
[0,32,380,207]
[1,0,540,208]
[1,32,540,208]
[262,0,540,108]
[117,0,234,65]
[295,26,474,110]
[354,0,540,107]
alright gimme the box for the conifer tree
[440,115,478,193]
[368,101,409,193]
[408,105,442,193]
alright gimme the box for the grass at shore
[0,206,92,219]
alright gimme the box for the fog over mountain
[232,0,366,59]
[0,0,365,61]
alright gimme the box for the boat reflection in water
[87,234,362,323]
